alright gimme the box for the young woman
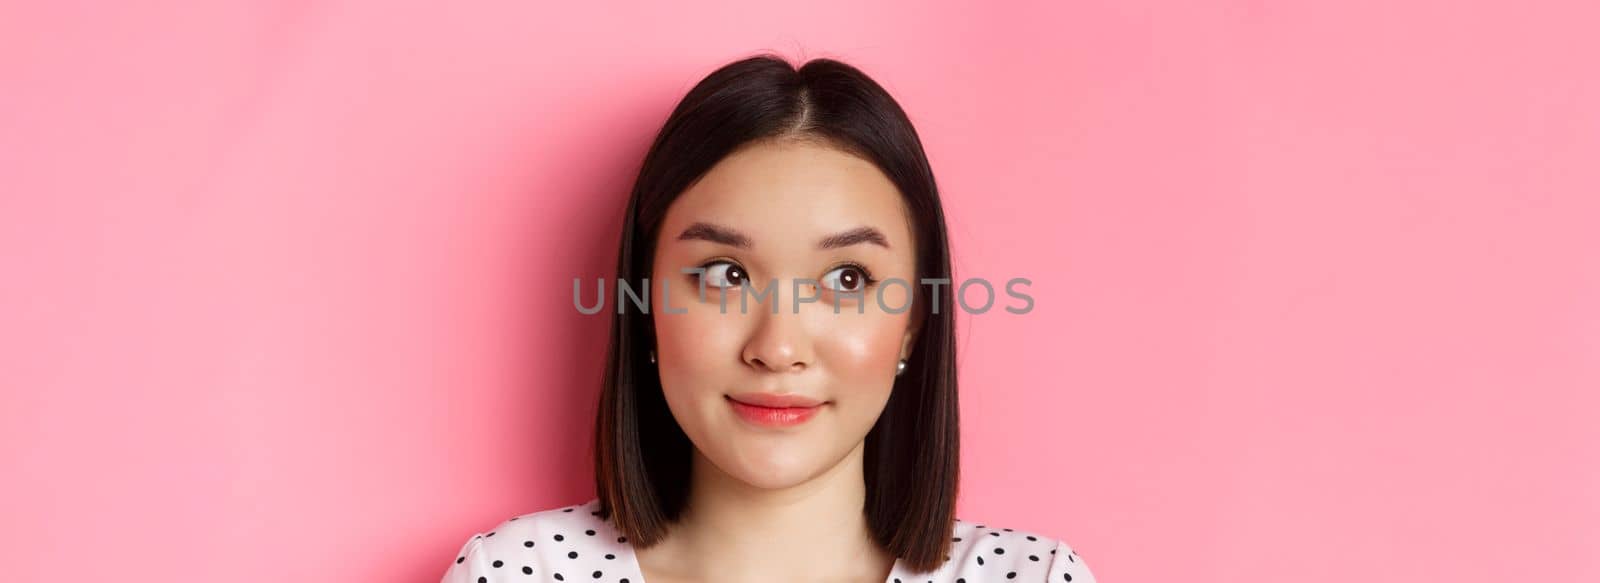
[442,54,1097,583]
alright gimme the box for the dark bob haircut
[591,53,960,573]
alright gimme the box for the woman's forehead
[664,141,912,248]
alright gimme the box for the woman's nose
[741,296,815,373]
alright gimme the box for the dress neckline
[614,535,910,582]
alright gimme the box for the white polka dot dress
[441,498,1098,583]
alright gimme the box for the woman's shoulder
[440,498,630,583]
[932,517,1098,582]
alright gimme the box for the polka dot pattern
[896,519,1095,583]
[438,497,1097,582]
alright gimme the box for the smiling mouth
[724,395,825,427]
[724,392,828,408]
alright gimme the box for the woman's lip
[725,392,827,408]
[725,395,824,427]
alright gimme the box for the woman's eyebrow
[676,221,752,248]
[676,221,890,250]
[817,225,890,250]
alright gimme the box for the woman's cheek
[652,309,731,443]
[656,307,734,380]
[818,312,906,388]
[656,296,766,409]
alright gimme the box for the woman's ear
[899,330,917,362]
[899,307,924,361]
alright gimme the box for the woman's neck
[636,439,895,583]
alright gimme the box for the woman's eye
[820,264,873,293]
[701,261,747,288]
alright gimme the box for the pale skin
[637,138,924,583]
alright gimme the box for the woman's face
[650,139,920,490]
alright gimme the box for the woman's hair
[591,53,960,573]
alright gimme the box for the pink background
[3,1,1597,581]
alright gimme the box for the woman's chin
[733,467,820,490]
[722,448,828,489]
